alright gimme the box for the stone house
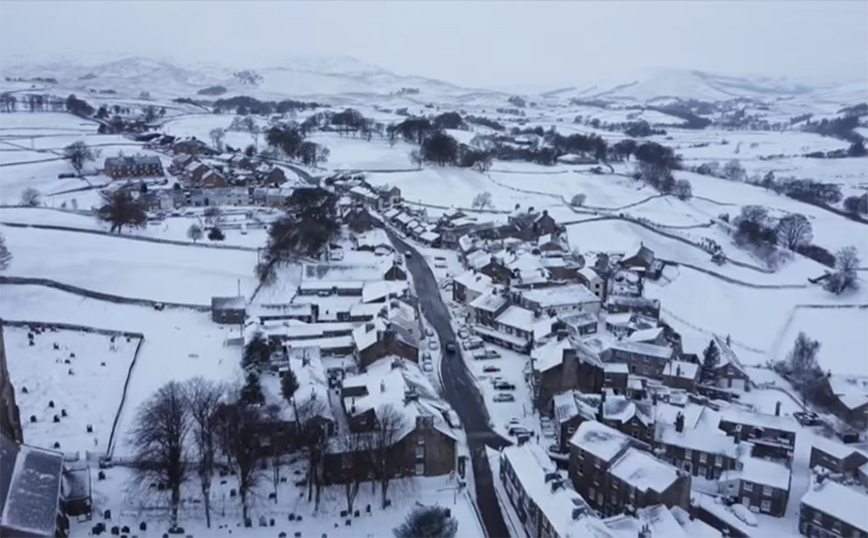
[533,337,604,412]
[799,479,868,538]
[718,456,791,517]
[352,319,418,369]
[809,438,868,477]
[602,340,675,379]
[104,155,164,179]
[814,374,868,430]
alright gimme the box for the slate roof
[0,434,64,537]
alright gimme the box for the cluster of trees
[212,95,321,116]
[843,193,868,215]
[633,142,684,194]
[624,121,667,138]
[63,141,99,173]
[772,332,824,404]
[803,114,864,143]
[464,115,505,132]
[233,70,263,85]
[822,246,860,295]
[265,123,330,166]
[256,188,339,284]
[197,85,227,96]
[732,205,795,268]
[0,93,70,113]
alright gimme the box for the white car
[428,340,440,351]
[425,327,435,337]
[457,328,470,339]
[422,362,434,373]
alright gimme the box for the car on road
[494,393,516,403]
[494,381,516,391]
[405,250,412,258]
[793,411,820,426]
[422,362,434,373]
[428,340,440,351]
[425,327,435,337]
[482,365,500,373]
[445,342,457,355]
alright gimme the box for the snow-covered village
[0,3,867,538]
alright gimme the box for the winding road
[386,230,511,538]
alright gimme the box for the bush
[795,244,835,267]
[208,227,225,241]
[570,194,587,207]
[843,194,868,215]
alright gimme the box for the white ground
[3,325,138,455]
[71,465,482,538]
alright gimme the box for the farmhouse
[104,155,164,179]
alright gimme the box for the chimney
[380,380,386,393]
[597,392,606,422]
[675,412,685,433]
[638,523,652,538]
[557,329,568,341]
[550,479,561,493]
[571,507,584,521]
[676,365,682,377]
[310,386,316,400]
[775,401,781,417]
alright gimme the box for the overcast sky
[1,1,866,89]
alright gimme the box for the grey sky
[1,1,865,88]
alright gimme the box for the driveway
[387,230,511,538]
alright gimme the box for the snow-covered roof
[604,505,688,538]
[811,436,868,461]
[466,249,491,270]
[826,374,868,410]
[553,390,598,424]
[362,280,407,303]
[352,319,384,352]
[721,456,791,491]
[499,444,596,537]
[453,270,494,294]
[469,292,508,313]
[718,407,798,433]
[569,420,632,462]
[607,295,660,308]
[607,340,673,360]
[669,506,721,538]
[211,296,246,310]
[262,347,333,423]
[626,327,663,343]
[383,208,401,219]
[355,228,392,250]
[522,283,600,309]
[801,480,868,533]
[0,440,64,536]
[663,361,700,380]
[495,305,535,331]
[603,395,653,426]
[532,337,572,373]
[419,231,440,242]
[656,420,741,458]
[578,267,602,282]
[303,262,387,283]
[606,313,634,326]
[395,213,414,224]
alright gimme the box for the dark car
[793,411,820,426]
[483,365,500,373]
[445,342,457,355]
[494,381,516,391]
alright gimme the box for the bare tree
[129,382,190,527]
[20,187,41,207]
[209,127,226,151]
[410,150,423,170]
[776,213,812,250]
[295,398,331,510]
[723,159,746,182]
[0,232,12,271]
[98,190,147,233]
[64,141,97,174]
[187,223,204,243]
[184,378,225,529]
[216,402,265,522]
[472,191,493,210]
[203,206,223,226]
[371,405,407,509]
[335,432,372,515]
[824,246,860,294]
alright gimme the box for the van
[463,337,484,351]
[240,223,248,235]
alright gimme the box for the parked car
[428,340,440,351]
[57,172,76,179]
[493,393,515,403]
[793,411,820,426]
[482,365,500,373]
[425,327,435,337]
[508,425,530,436]
[422,352,432,362]
[457,328,470,339]
[837,428,861,444]
[463,338,484,351]
[472,348,499,360]
[445,342,457,355]
[422,362,434,373]
[494,381,516,391]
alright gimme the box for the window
[589,487,596,500]
[415,462,424,475]
[763,486,773,497]
[699,452,708,464]
[743,481,753,492]
[632,429,639,439]
[761,500,771,513]
[415,446,424,459]
[685,449,693,459]
[832,521,842,535]
[715,455,723,467]
[418,436,425,445]
[812,511,822,524]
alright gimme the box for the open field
[1,224,259,304]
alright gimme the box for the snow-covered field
[71,465,482,538]
[3,325,139,455]
[2,224,259,304]
[0,285,244,457]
